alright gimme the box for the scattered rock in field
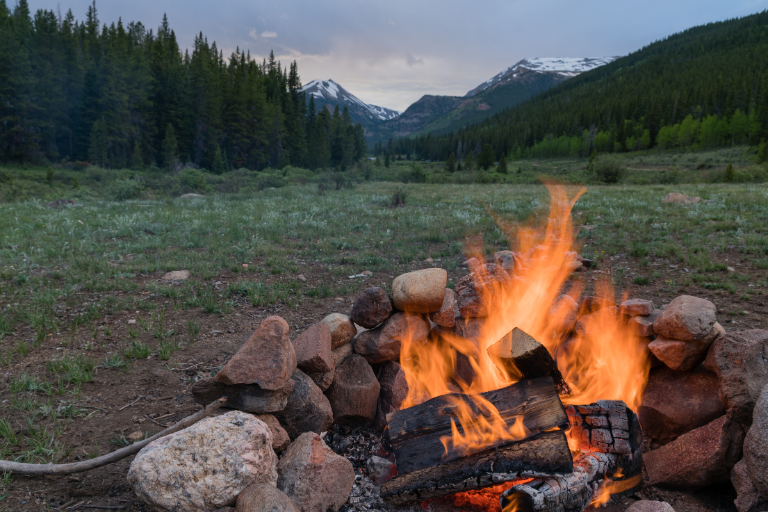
[128,430,144,442]
[128,411,277,512]
[455,263,510,318]
[494,250,515,271]
[626,501,675,512]
[350,287,393,328]
[322,313,357,349]
[621,299,655,316]
[128,318,137,325]
[629,309,662,337]
[644,415,745,489]
[191,378,295,414]
[550,294,578,334]
[565,260,583,272]
[216,316,297,390]
[712,329,768,425]
[292,321,333,374]
[332,341,354,367]
[236,483,299,512]
[727,266,736,273]
[308,369,334,392]
[460,257,480,268]
[423,257,433,263]
[429,288,456,328]
[162,270,191,281]
[653,295,717,341]
[274,370,333,440]
[366,456,397,485]
[373,361,409,433]
[361,270,372,276]
[297,274,307,282]
[731,459,768,512]
[391,268,447,313]
[662,192,701,204]
[255,414,290,453]
[178,193,205,199]
[277,432,355,512]
[639,366,725,445]
[354,312,429,364]
[744,384,768,498]
[326,354,380,426]
[649,323,723,371]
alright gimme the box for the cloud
[405,52,424,67]
[248,28,259,40]
[260,31,277,38]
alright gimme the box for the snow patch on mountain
[301,79,400,121]
[468,56,619,97]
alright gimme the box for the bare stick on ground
[0,398,227,476]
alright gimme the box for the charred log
[386,377,570,474]
[381,377,572,505]
[488,328,571,395]
[380,430,573,505]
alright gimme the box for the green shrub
[588,154,625,184]
[107,179,143,201]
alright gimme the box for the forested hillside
[0,0,366,171]
[391,10,768,162]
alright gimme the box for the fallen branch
[0,398,226,476]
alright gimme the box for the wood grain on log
[386,377,570,474]
[380,430,573,505]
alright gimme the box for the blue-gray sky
[29,0,768,111]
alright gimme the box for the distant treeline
[389,10,768,162]
[0,1,366,171]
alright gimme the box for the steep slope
[411,57,617,137]
[301,80,400,129]
[392,10,768,160]
[366,95,464,144]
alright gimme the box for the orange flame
[591,473,642,506]
[439,394,528,458]
[399,183,650,454]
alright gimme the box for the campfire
[380,185,650,511]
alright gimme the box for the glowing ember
[399,183,650,454]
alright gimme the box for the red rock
[322,313,357,349]
[629,310,661,337]
[712,329,768,425]
[273,370,333,440]
[292,322,333,374]
[255,414,290,453]
[621,299,655,316]
[653,295,717,341]
[354,312,429,364]
[216,316,297,390]
[307,370,334,391]
[277,432,355,512]
[731,459,768,512]
[349,287,393,328]
[429,288,456,327]
[550,294,578,334]
[579,296,617,314]
[455,263,510,318]
[373,361,409,433]
[192,378,295,414]
[236,483,299,512]
[644,415,745,489]
[744,384,768,498]
[638,366,725,445]
[325,354,380,426]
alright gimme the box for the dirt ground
[2,250,759,512]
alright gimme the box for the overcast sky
[29,0,768,112]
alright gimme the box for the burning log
[380,377,572,504]
[488,328,571,395]
[499,400,643,512]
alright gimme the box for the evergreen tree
[478,144,495,170]
[211,142,227,174]
[162,123,179,169]
[445,152,456,173]
[724,162,735,182]
[498,155,508,174]
[758,140,768,164]
[384,150,390,168]
[131,138,144,169]
[88,118,109,167]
